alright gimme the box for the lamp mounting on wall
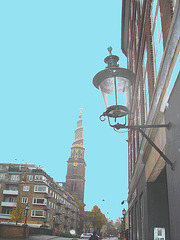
[92,47,174,170]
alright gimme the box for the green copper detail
[107,46,113,55]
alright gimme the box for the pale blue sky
[0,0,128,221]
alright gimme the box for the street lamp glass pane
[99,77,129,109]
[99,77,129,95]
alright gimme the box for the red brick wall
[0,224,29,238]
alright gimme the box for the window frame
[23,185,30,191]
[22,197,28,204]
[151,0,163,81]
[31,209,46,218]
[32,197,47,205]
[34,185,48,193]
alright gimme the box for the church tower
[65,109,86,203]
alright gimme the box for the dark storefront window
[135,202,139,240]
[140,194,144,240]
[129,208,133,240]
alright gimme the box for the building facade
[0,163,80,233]
[65,109,86,203]
[121,0,180,239]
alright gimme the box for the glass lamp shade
[93,67,135,118]
[25,204,30,210]
[122,208,126,216]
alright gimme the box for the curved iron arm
[112,122,174,170]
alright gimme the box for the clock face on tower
[73,162,78,166]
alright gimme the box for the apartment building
[0,163,80,233]
[121,0,179,239]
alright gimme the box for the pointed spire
[73,109,84,146]
[80,108,83,115]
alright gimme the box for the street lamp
[121,209,126,237]
[53,214,56,230]
[122,209,126,217]
[24,203,30,226]
[92,47,174,170]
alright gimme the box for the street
[0,236,118,240]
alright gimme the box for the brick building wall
[121,0,179,239]
[0,163,80,233]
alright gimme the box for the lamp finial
[107,46,112,55]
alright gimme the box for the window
[143,44,149,122]
[0,173,6,180]
[0,166,5,171]
[129,209,133,240]
[23,185,29,191]
[34,185,48,193]
[35,175,46,181]
[172,0,177,11]
[5,196,16,202]
[139,0,143,15]
[151,0,163,81]
[137,83,142,146]
[7,185,18,191]
[135,202,139,240]
[22,197,28,203]
[128,16,131,47]
[167,52,180,99]
[2,208,11,214]
[131,1,133,20]
[132,44,135,73]
[10,175,20,182]
[27,175,33,181]
[135,11,139,52]
[33,197,47,205]
[140,194,144,240]
[73,169,78,174]
[31,210,46,218]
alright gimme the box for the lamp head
[93,47,135,122]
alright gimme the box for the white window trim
[32,197,47,205]
[34,185,48,193]
[23,185,30,191]
[22,197,28,204]
[151,0,163,80]
[11,175,20,182]
[143,43,149,122]
[34,175,46,181]
[27,175,33,181]
[31,210,46,218]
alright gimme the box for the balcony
[44,205,51,210]
[0,213,10,219]
[64,213,70,218]
[0,178,9,182]
[1,202,16,207]
[45,193,52,198]
[44,217,50,223]
[64,221,69,226]
[72,208,76,213]
[57,199,64,205]
[56,209,64,215]
[3,190,18,195]
[65,204,71,209]
[71,215,76,220]
[55,219,62,225]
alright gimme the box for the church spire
[65,109,86,203]
[73,108,84,146]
